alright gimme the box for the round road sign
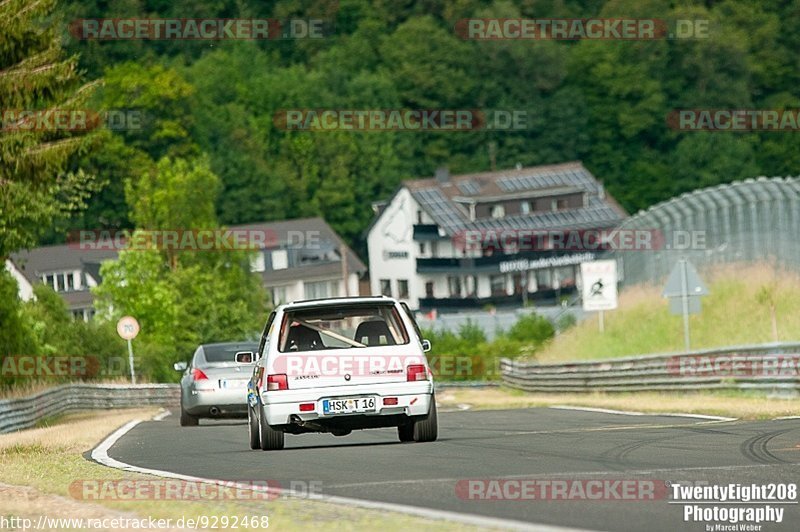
[117,316,140,340]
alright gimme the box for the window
[419,242,426,255]
[202,342,259,363]
[257,311,276,359]
[520,201,530,214]
[271,285,288,305]
[330,280,340,297]
[536,269,553,290]
[304,280,337,300]
[447,276,462,297]
[271,249,288,270]
[250,252,266,272]
[379,279,392,296]
[425,281,434,298]
[397,279,409,299]
[42,272,77,292]
[466,275,477,297]
[551,198,568,212]
[490,204,505,219]
[512,273,529,295]
[556,265,576,288]
[278,304,410,352]
[490,274,506,296]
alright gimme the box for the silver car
[175,341,258,426]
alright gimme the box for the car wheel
[331,429,351,437]
[397,423,414,442]
[257,405,284,451]
[412,395,438,442]
[180,408,199,427]
[247,406,260,449]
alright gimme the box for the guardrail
[0,384,179,434]
[501,342,800,393]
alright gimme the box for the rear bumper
[183,385,249,417]
[259,381,434,427]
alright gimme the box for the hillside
[535,264,800,363]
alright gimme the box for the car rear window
[202,344,258,363]
[278,304,409,352]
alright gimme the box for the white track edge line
[152,409,171,421]
[90,414,591,532]
[549,405,737,422]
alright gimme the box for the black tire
[247,406,260,449]
[412,395,438,442]
[397,423,414,442]
[257,405,285,450]
[180,408,199,427]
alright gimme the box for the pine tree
[0,0,99,258]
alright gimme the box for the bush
[505,313,555,347]
[421,314,555,381]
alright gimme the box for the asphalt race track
[102,408,800,531]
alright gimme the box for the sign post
[580,260,618,332]
[662,259,708,351]
[116,316,140,384]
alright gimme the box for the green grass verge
[536,264,800,363]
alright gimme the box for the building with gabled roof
[6,217,365,319]
[366,162,626,311]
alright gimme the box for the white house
[366,162,627,311]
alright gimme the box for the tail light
[299,403,315,412]
[266,374,288,391]
[192,368,208,381]
[406,364,427,382]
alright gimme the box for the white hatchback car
[239,296,437,450]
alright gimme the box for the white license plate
[220,379,248,389]
[322,397,377,415]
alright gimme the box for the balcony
[416,249,591,274]
[418,286,577,312]
[412,224,443,241]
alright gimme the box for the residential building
[6,217,365,319]
[366,162,626,311]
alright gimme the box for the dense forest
[39,0,800,254]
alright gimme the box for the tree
[94,155,268,381]
[0,0,99,258]
[0,269,37,369]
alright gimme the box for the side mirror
[173,361,188,372]
[235,351,254,364]
[421,339,432,352]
